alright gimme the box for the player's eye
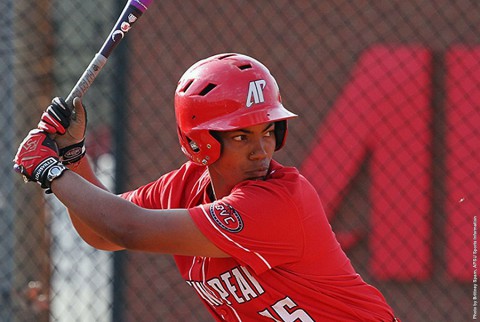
[264,130,275,137]
[232,134,247,141]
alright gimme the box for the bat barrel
[99,0,151,58]
[64,0,153,110]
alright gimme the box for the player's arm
[15,100,228,257]
[66,157,126,251]
[49,170,228,257]
[36,97,124,250]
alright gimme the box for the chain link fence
[1,0,478,321]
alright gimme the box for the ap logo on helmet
[246,80,267,107]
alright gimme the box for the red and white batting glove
[37,97,87,165]
[13,129,68,193]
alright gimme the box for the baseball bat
[64,0,153,109]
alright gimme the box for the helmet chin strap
[206,168,219,200]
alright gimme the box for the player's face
[208,122,276,199]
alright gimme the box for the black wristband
[31,157,68,194]
[59,139,86,164]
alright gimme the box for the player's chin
[244,171,268,181]
[245,176,266,181]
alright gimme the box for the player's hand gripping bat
[14,0,153,189]
[41,0,153,161]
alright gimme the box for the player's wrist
[43,162,69,194]
[31,158,69,194]
[59,139,86,165]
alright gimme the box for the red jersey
[121,160,396,321]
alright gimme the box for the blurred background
[1,0,478,321]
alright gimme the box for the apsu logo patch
[209,202,244,233]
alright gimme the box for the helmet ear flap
[177,126,194,160]
[177,126,222,165]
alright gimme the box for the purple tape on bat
[130,0,153,13]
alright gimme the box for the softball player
[14,53,399,321]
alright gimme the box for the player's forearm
[68,157,107,189]
[64,158,123,250]
[50,170,133,250]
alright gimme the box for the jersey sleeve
[189,180,305,275]
[120,162,206,209]
[120,178,169,209]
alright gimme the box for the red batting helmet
[175,53,297,165]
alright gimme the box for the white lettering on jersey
[246,79,267,107]
[240,265,264,294]
[232,267,258,301]
[221,271,244,303]
[207,278,232,305]
[187,265,265,306]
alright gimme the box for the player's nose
[248,138,269,160]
